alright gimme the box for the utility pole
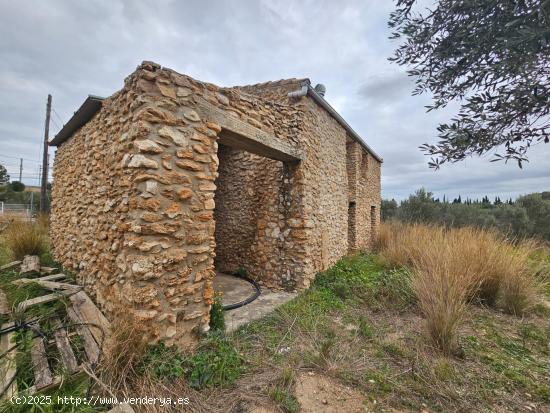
[19,158,22,182]
[40,94,52,213]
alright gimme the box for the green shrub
[209,293,225,332]
[135,334,243,388]
[9,181,25,192]
[314,254,414,310]
[185,333,244,389]
[369,268,415,310]
[138,341,185,381]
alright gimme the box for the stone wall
[51,61,381,347]
[297,97,353,279]
[344,140,381,251]
[51,87,134,309]
[355,149,382,250]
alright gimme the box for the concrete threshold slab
[213,272,297,332]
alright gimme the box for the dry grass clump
[92,315,216,412]
[35,213,50,235]
[95,317,148,393]
[378,222,539,352]
[498,240,539,315]
[377,221,452,269]
[410,242,479,354]
[93,318,182,412]
[4,219,47,260]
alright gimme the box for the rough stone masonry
[50,61,382,348]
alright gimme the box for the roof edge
[50,95,104,147]
[292,80,383,163]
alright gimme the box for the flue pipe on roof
[287,83,383,162]
[287,84,308,98]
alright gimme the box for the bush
[185,333,244,389]
[411,245,477,354]
[382,189,550,242]
[4,220,47,260]
[138,341,185,381]
[209,293,225,332]
[9,181,25,192]
[498,240,539,315]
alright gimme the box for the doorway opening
[211,134,298,329]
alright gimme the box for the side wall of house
[297,98,350,281]
[51,88,135,311]
[345,140,381,251]
[282,96,381,279]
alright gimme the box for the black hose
[221,273,261,311]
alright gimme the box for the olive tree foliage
[382,188,550,240]
[389,0,550,168]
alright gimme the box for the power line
[0,154,41,163]
[52,108,64,124]
[0,162,21,167]
[50,117,61,130]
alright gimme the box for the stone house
[50,61,382,348]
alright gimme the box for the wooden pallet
[0,291,8,316]
[0,323,17,399]
[26,317,84,394]
[20,256,40,274]
[53,318,79,375]
[2,292,111,395]
[0,261,21,271]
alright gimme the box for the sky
[0,0,548,201]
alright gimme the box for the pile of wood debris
[0,255,132,413]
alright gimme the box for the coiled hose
[221,273,261,311]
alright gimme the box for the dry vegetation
[1,221,548,412]
[378,222,542,353]
[0,214,49,263]
[82,225,548,412]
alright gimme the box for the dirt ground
[294,372,371,413]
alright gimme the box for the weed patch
[209,293,225,332]
[269,368,299,413]
[138,341,185,381]
[185,333,244,389]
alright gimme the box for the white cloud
[0,0,547,196]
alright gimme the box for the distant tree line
[382,188,550,241]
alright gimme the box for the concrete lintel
[195,100,303,162]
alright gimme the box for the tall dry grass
[4,219,47,260]
[378,222,539,352]
[498,240,539,315]
[35,213,50,236]
[91,315,215,413]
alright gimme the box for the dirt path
[294,372,371,413]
